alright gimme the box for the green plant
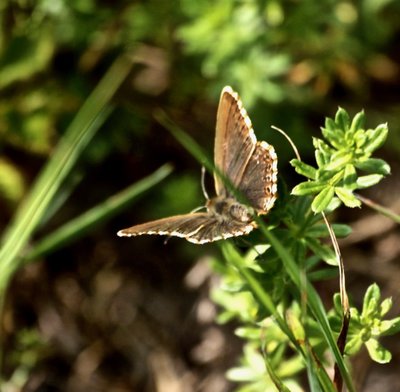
[162,107,399,391]
[291,108,390,213]
[330,283,400,364]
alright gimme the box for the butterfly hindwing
[214,86,278,214]
[188,218,255,244]
[237,141,278,214]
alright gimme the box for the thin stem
[356,193,400,223]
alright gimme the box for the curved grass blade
[24,164,173,262]
[0,55,133,290]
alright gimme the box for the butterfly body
[118,86,278,244]
[206,196,254,224]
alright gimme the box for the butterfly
[117,86,278,244]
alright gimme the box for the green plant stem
[356,193,400,223]
[257,222,355,392]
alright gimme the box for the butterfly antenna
[189,167,210,214]
[271,125,301,161]
[201,166,210,200]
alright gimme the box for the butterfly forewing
[118,213,255,244]
[214,86,257,196]
[118,213,212,240]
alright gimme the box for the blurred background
[1,0,400,391]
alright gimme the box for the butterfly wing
[188,218,255,244]
[237,141,278,214]
[117,212,255,244]
[214,86,278,214]
[214,86,257,196]
[117,213,213,241]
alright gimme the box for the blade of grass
[221,242,335,391]
[257,222,355,392]
[0,55,133,290]
[155,110,253,205]
[24,164,173,261]
[154,109,214,172]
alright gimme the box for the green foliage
[330,284,400,363]
[197,105,398,390]
[178,1,291,104]
[0,158,25,207]
[0,329,45,390]
[291,108,390,213]
[227,344,303,392]
[178,0,400,106]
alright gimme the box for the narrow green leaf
[356,174,384,189]
[379,297,392,317]
[363,124,388,153]
[335,107,351,132]
[321,126,343,149]
[325,151,352,171]
[343,164,357,188]
[363,284,380,314]
[333,293,343,314]
[325,197,342,212]
[332,223,352,237]
[353,129,367,148]
[380,317,400,336]
[307,267,338,281]
[315,150,328,167]
[292,181,326,196]
[306,237,337,266]
[306,223,351,238]
[313,137,334,155]
[235,326,262,340]
[334,187,361,208]
[264,353,293,392]
[349,110,365,134]
[365,339,392,363]
[345,335,363,356]
[290,159,317,179]
[311,186,335,213]
[328,169,345,186]
[355,158,391,175]
[324,117,336,132]
[313,138,334,168]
